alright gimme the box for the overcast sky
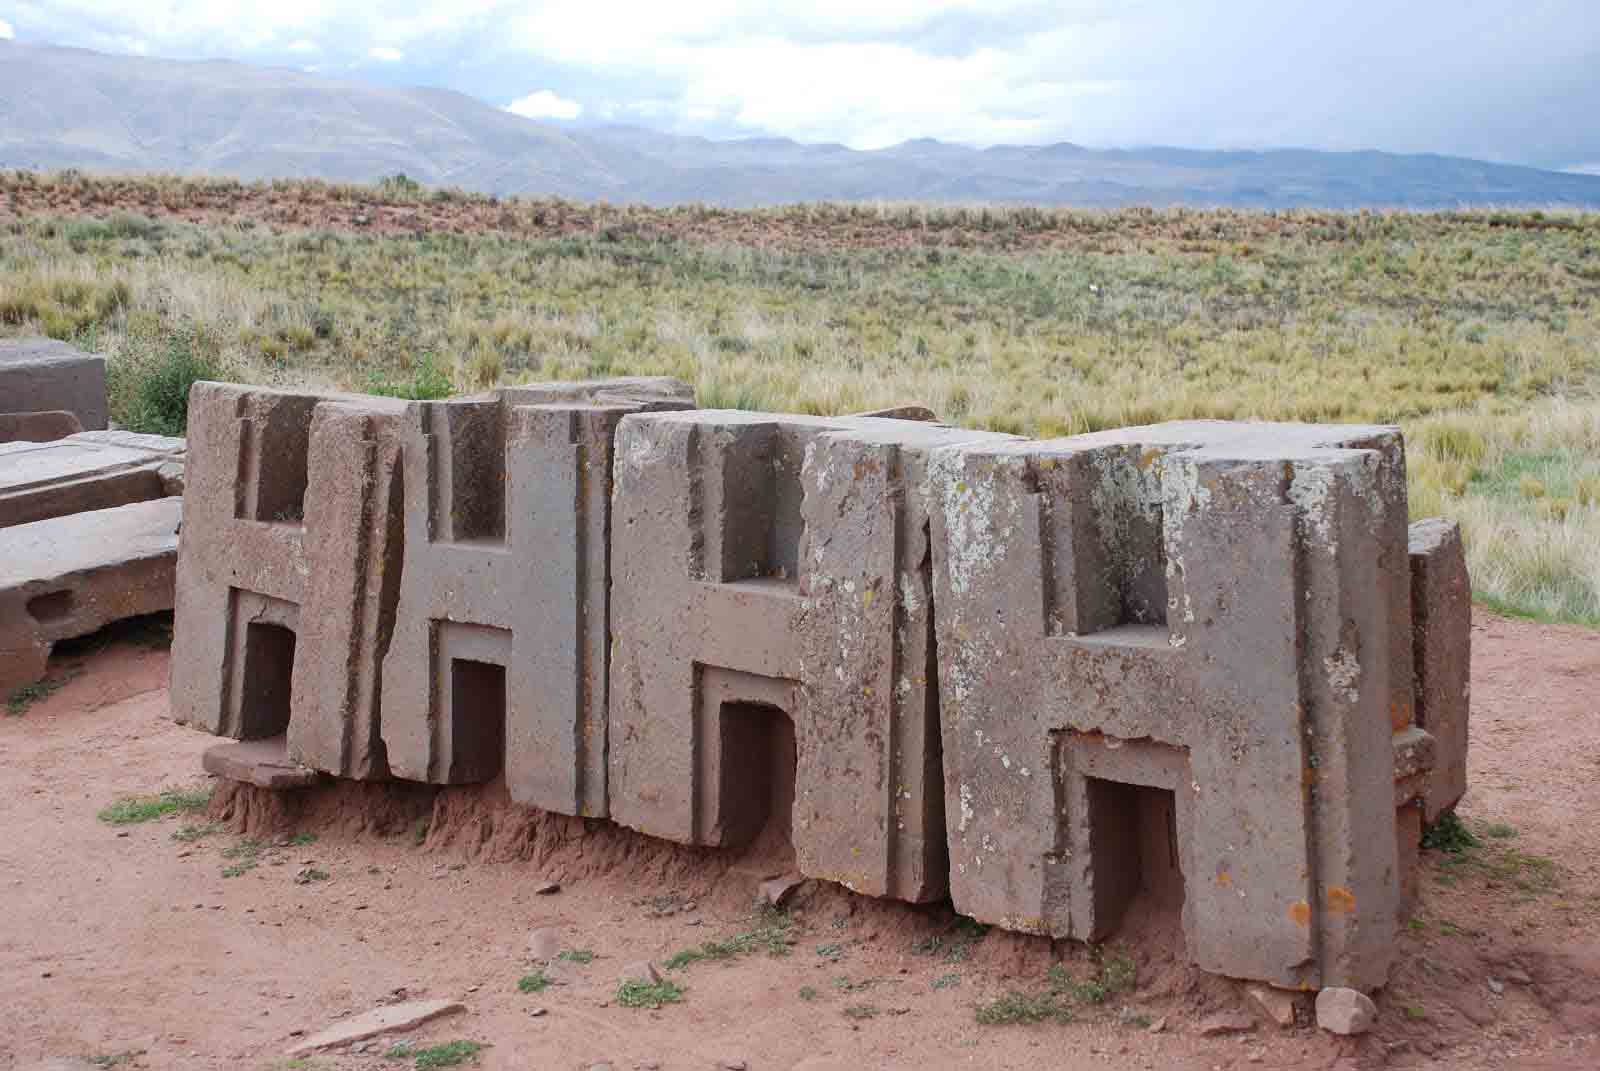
[3,2,1598,172]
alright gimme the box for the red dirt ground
[1,610,1596,1071]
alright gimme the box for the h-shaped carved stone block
[378,377,693,817]
[928,421,1417,991]
[169,382,408,779]
[606,410,1019,903]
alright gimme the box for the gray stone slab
[202,736,321,789]
[1409,518,1470,822]
[607,409,1018,903]
[0,429,183,527]
[0,338,107,430]
[379,379,694,818]
[0,496,181,694]
[284,999,466,1055]
[927,421,1413,991]
[0,409,83,443]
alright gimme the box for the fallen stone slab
[1316,986,1377,1035]
[0,429,184,528]
[202,736,321,790]
[0,496,181,695]
[284,998,466,1055]
[0,409,83,444]
[0,338,107,431]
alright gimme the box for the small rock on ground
[534,880,561,895]
[1316,987,1378,1036]
[526,927,561,960]
[1197,1011,1256,1036]
[285,998,466,1055]
[1246,983,1300,1027]
[619,961,661,985]
[758,875,805,907]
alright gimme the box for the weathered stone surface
[0,429,183,528]
[284,998,465,1055]
[1409,518,1470,822]
[0,338,107,431]
[202,737,321,789]
[608,410,1018,903]
[379,378,692,817]
[1197,1011,1256,1036]
[527,927,561,960]
[0,496,181,694]
[928,421,1414,991]
[169,383,409,781]
[0,409,82,444]
[1315,987,1377,1035]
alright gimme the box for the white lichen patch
[1163,454,1212,521]
[930,449,1019,596]
[897,570,923,615]
[958,783,975,832]
[1323,646,1361,704]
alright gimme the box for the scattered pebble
[534,880,561,895]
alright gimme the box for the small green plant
[932,972,962,990]
[1406,916,1427,932]
[1422,812,1480,854]
[87,1052,141,1067]
[1122,1012,1153,1029]
[289,832,319,846]
[412,818,430,845]
[7,676,69,715]
[815,943,844,961]
[617,977,685,1009]
[798,985,819,1001]
[172,822,221,842]
[1483,822,1518,839]
[517,969,550,993]
[975,990,1074,1026]
[122,326,218,436]
[912,915,989,963]
[665,907,792,969]
[97,787,211,825]
[221,838,265,877]
[1404,1003,1427,1020]
[385,1040,483,1069]
[294,867,329,884]
[557,948,595,964]
[842,1003,879,1020]
[367,353,453,400]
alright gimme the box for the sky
[3,1,1599,172]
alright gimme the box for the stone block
[1409,518,1470,822]
[0,338,107,430]
[928,421,1414,991]
[0,496,181,694]
[379,377,692,817]
[0,409,82,443]
[607,409,1018,902]
[202,736,321,789]
[0,429,183,527]
[169,382,409,781]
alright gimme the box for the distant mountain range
[5,39,1600,210]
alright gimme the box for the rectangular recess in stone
[378,379,694,817]
[608,409,1019,904]
[930,421,1414,993]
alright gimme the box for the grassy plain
[2,171,1598,623]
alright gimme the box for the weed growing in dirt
[97,787,211,825]
[1483,822,1519,839]
[933,973,962,990]
[221,838,265,877]
[799,985,819,1001]
[516,970,550,993]
[288,832,318,846]
[1423,812,1480,853]
[664,907,792,969]
[87,1051,141,1067]
[842,1004,879,1020]
[1404,1003,1428,1020]
[912,915,990,963]
[975,953,1137,1026]
[412,818,429,845]
[385,1040,483,1069]
[171,822,221,842]
[6,677,68,716]
[557,948,594,964]
[293,867,329,885]
[616,977,685,1009]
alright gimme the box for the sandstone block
[0,409,82,444]
[0,429,183,527]
[1409,518,1470,821]
[0,338,107,430]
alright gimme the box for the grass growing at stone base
[96,786,212,825]
[384,1041,483,1069]
[665,906,793,969]
[516,969,550,993]
[974,953,1138,1026]
[4,175,1599,624]
[6,676,69,716]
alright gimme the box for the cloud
[7,1,1600,169]
[505,89,583,121]
[1566,163,1600,176]
[0,18,13,40]
[287,39,319,54]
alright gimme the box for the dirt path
[1,611,1596,1071]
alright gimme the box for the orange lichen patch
[1216,870,1233,887]
[1289,900,1312,927]
[1390,700,1414,732]
[1326,886,1357,914]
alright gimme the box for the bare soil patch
[1,610,1596,1070]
